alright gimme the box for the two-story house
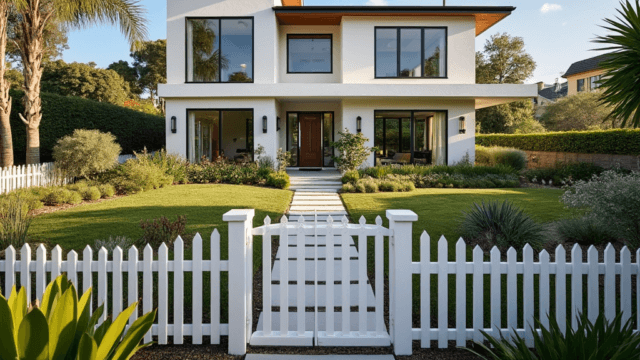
[562,54,611,96]
[158,0,536,169]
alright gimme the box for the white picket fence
[0,162,72,194]
[1,209,639,356]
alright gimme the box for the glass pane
[288,113,299,166]
[221,110,253,162]
[401,118,411,152]
[414,112,433,165]
[376,29,398,77]
[221,19,253,82]
[323,113,334,167]
[374,117,384,157]
[187,19,220,82]
[289,35,332,73]
[400,29,422,78]
[577,79,585,92]
[188,111,220,163]
[424,29,446,77]
[431,112,447,165]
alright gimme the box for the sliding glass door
[374,110,447,165]
[188,110,254,163]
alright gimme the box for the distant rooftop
[539,83,568,101]
[562,54,612,78]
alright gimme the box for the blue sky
[63,0,621,84]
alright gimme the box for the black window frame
[287,34,334,74]
[577,78,585,92]
[185,17,255,84]
[185,108,255,162]
[374,110,449,165]
[374,26,448,79]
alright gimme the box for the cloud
[540,3,562,13]
[366,0,389,5]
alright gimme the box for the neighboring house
[158,0,536,168]
[532,80,567,118]
[562,54,610,96]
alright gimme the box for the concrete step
[291,201,344,206]
[291,189,340,193]
[290,206,347,212]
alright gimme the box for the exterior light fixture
[263,116,268,134]
[357,116,362,133]
[171,116,177,134]
[459,116,466,134]
[277,117,281,131]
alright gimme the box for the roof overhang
[273,6,515,36]
[281,0,303,6]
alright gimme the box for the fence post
[224,209,255,356]
[386,210,418,356]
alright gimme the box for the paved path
[287,170,346,222]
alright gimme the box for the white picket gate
[0,162,72,194]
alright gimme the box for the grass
[26,184,293,324]
[342,188,576,330]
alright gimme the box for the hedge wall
[9,90,165,164]
[476,129,640,156]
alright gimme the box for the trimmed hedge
[476,129,640,156]
[9,89,165,164]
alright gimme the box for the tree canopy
[541,91,617,131]
[132,39,166,103]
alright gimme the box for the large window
[188,110,254,163]
[375,111,447,165]
[375,27,447,78]
[186,18,253,83]
[578,75,602,92]
[288,34,332,73]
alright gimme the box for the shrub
[476,129,640,156]
[525,162,609,186]
[562,171,640,247]
[53,129,122,179]
[342,170,360,184]
[331,129,376,172]
[82,186,102,201]
[139,215,187,248]
[0,196,33,248]
[255,145,275,170]
[94,236,135,252]
[67,180,89,193]
[555,216,618,246]
[67,190,83,205]
[460,200,544,251]
[42,188,72,206]
[475,145,527,171]
[98,184,116,198]
[267,171,290,189]
[145,149,189,184]
[2,189,44,211]
[0,275,155,360]
[9,89,164,164]
[107,157,174,195]
[276,148,293,172]
[540,91,616,131]
[468,312,640,360]
[341,183,356,193]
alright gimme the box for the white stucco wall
[341,16,476,85]
[278,25,342,84]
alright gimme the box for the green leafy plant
[139,215,187,248]
[0,275,155,360]
[106,156,174,195]
[342,170,360,184]
[42,188,82,206]
[266,171,290,190]
[276,148,292,172]
[466,312,640,360]
[460,200,544,251]
[476,145,528,171]
[555,217,619,246]
[0,195,33,249]
[53,129,122,179]
[331,129,376,172]
[525,162,608,186]
[594,0,640,128]
[81,187,102,201]
[98,184,116,198]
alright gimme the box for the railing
[0,162,72,194]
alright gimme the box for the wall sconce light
[277,117,281,131]
[357,116,362,133]
[263,116,268,134]
[171,116,177,134]
[459,116,466,134]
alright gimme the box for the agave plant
[0,275,156,360]
[466,312,640,360]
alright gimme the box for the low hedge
[476,129,640,156]
[9,89,165,163]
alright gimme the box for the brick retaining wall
[525,151,640,171]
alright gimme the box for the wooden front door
[299,114,323,168]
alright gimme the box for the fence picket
[621,247,631,324]
[98,247,108,323]
[587,246,599,323]
[128,246,139,326]
[158,243,169,344]
[604,244,615,322]
[421,232,431,348]
[342,220,351,337]
[455,239,466,346]
[68,250,78,290]
[490,247,501,337]
[358,217,367,337]
[83,246,93,314]
[437,236,448,348]
[36,245,47,301]
[375,217,384,338]
[52,245,62,280]
[297,218,305,337]
[143,245,153,344]
[539,250,550,329]
[113,247,123,318]
[193,234,203,344]
[507,248,517,340]
[326,217,335,337]
[0,162,72,194]
[5,246,15,298]
[571,245,582,330]
[211,230,221,344]
[472,246,483,343]
[20,244,31,303]
[279,216,289,337]
[555,246,566,335]
[523,245,534,347]
[174,237,184,344]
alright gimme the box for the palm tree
[594,0,640,128]
[13,0,148,164]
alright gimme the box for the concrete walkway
[287,170,346,222]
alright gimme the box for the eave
[273,6,515,36]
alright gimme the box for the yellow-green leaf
[0,294,18,360]
[41,279,60,320]
[111,310,156,360]
[48,288,78,360]
[76,334,97,360]
[17,308,48,360]
[8,287,26,345]
[95,303,137,360]
[65,289,92,360]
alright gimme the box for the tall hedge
[9,90,165,164]
[476,129,640,156]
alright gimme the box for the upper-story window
[578,75,602,92]
[186,18,254,83]
[288,34,333,73]
[375,27,447,79]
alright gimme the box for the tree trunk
[0,2,14,168]
[18,0,48,165]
